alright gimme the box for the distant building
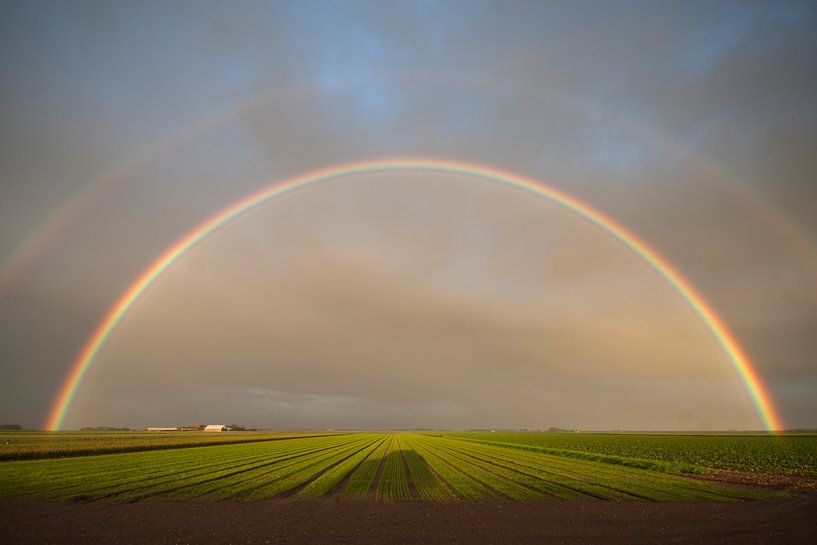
[203,424,231,432]
[179,425,203,431]
[147,427,179,432]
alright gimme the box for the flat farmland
[0,432,792,502]
[0,431,341,461]
[443,432,817,478]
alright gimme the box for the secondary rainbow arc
[44,158,784,431]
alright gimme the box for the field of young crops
[443,432,817,478]
[0,431,335,460]
[0,432,785,502]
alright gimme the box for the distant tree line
[69,424,259,432]
[80,426,132,431]
[0,424,23,430]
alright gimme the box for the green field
[0,432,793,502]
[0,431,337,460]
[442,432,817,478]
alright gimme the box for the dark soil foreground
[2,496,816,545]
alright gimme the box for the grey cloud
[1,1,815,429]
[68,180,754,429]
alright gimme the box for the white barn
[203,424,231,432]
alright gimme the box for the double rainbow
[45,159,784,431]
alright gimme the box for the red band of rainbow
[44,158,784,431]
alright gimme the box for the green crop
[344,434,391,497]
[0,431,337,460]
[376,436,412,500]
[301,436,387,497]
[0,432,795,502]
[442,432,817,478]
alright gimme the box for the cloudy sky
[1,1,815,430]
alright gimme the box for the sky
[1,1,815,431]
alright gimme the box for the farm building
[147,427,179,432]
[203,424,231,432]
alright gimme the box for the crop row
[442,432,817,478]
[0,434,374,500]
[0,431,339,460]
[0,433,785,502]
[420,436,773,501]
[343,433,392,497]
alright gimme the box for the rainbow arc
[45,159,784,431]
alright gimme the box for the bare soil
[2,496,816,545]
[697,469,817,491]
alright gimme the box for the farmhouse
[203,424,231,432]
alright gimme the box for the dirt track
[2,496,816,545]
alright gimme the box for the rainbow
[44,158,784,431]
[5,76,817,301]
